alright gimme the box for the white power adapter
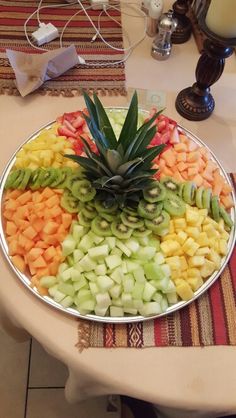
[32,23,59,46]
[90,0,109,10]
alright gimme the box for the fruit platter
[0,92,235,323]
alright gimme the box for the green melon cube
[79,254,97,272]
[73,275,88,291]
[62,235,76,257]
[88,245,109,259]
[73,249,84,263]
[78,234,94,252]
[110,267,124,284]
[132,282,145,300]
[105,254,122,270]
[61,295,74,308]
[143,282,156,302]
[123,275,135,293]
[136,246,156,261]
[97,275,114,291]
[125,239,140,254]
[110,306,124,317]
[140,302,162,316]
[133,267,146,283]
[72,224,85,241]
[126,260,139,273]
[109,284,122,299]
[95,264,107,276]
[40,276,57,288]
[96,292,111,309]
[144,263,165,281]
[58,283,75,297]
[94,306,108,316]
[105,237,116,250]
[116,240,132,257]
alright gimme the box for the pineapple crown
[65,91,165,208]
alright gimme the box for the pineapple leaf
[82,113,108,151]
[64,154,101,175]
[116,157,143,176]
[83,91,99,127]
[88,153,114,176]
[106,149,123,172]
[93,93,118,149]
[93,175,124,188]
[142,144,165,164]
[117,91,138,152]
[79,135,93,158]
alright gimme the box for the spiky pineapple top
[66,91,165,208]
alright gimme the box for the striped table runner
[0,0,126,96]
[76,174,236,349]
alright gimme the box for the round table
[1,2,236,417]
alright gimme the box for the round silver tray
[0,108,236,323]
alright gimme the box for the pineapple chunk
[198,209,208,218]
[219,239,228,256]
[187,277,203,291]
[165,256,181,270]
[195,246,210,256]
[169,220,175,234]
[202,224,220,238]
[185,208,200,225]
[182,237,199,256]
[179,256,188,271]
[185,226,200,240]
[176,280,194,301]
[206,250,222,269]
[196,232,209,247]
[217,219,225,233]
[160,240,180,256]
[176,231,187,245]
[173,218,187,229]
[162,234,177,242]
[187,268,202,279]
[200,259,216,278]
[188,256,205,267]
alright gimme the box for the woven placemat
[76,174,236,350]
[0,0,126,96]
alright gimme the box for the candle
[205,0,236,38]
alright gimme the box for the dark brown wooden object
[171,0,192,43]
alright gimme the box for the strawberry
[57,126,77,139]
[72,115,85,129]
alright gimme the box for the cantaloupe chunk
[221,195,234,209]
[16,190,32,205]
[49,260,60,275]
[3,210,14,221]
[23,226,38,240]
[11,255,26,272]
[41,187,54,199]
[192,174,203,187]
[43,246,57,261]
[45,195,60,208]
[31,256,47,269]
[4,199,19,211]
[27,247,44,262]
[43,221,59,235]
[6,190,22,199]
[49,205,62,218]
[162,148,176,167]
[6,221,18,236]
[62,213,72,229]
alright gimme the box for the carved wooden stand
[171,0,192,44]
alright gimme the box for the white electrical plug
[90,0,109,10]
[32,23,59,46]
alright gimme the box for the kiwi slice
[145,210,170,235]
[29,169,46,190]
[94,199,118,214]
[178,183,185,200]
[161,177,179,194]
[78,211,92,227]
[50,168,64,188]
[182,182,196,205]
[143,182,166,203]
[195,186,204,209]
[137,199,163,220]
[54,167,72,189]
[163,194,186,217]
[61,189,80,213]
[120,212,144,229]
[81,204,97,219]
[91,216,112,237]
[100,212,117,222]
[132,226,152,237]
[202,188,212,210]
[111,220,133,239]
[71,179,96,203]
[122,206,138,216]
[67,171,87,191]
[219,206,233,228]
[11,169,25,189]
[41,168,58,187]
[5,170,22,190]
[18,169,32,190]
[211,196,220,222]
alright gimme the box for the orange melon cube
[179,134,189,144]
[202,169,214,182]
[4,199,19,211]
[31,256,47,269]
[187,151,200,163]
[49,260,60,276]
[177,162,187,172]
[6,221,18,236]
[221,183,232,195]
[8,240,19,256]
[43,221,59,235]
[34,240,48,249]
[174,143,188,152]
[41,187,54,199]
[45,195,60,208]
[3,210,14,221]
[62,213,72,229]
[187,140,199,152]
[188,167,198,177]
[172,171,184,182]
[192,174,203,187]
[7,190,22,199]
[221,195,234,210]
[49,205,62,218]
[177,152,187,162]
[18,220,30,231]
[16,190,32,205]
[162,148,177,167]
[22,226,38,240]
[33,218,45,233]
[27,247,44,262]
[43,246,57,261]
[32,192,44,203]
[34,267,50,279]
[11,255,26,273]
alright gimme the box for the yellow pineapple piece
[173,218,187,229]
[185,208,200,225]
[175,248,184,256]
[187,277,203,291]
[203,217,219,229]
[162,234,177,242]
[221,230,230,240]
[206,250,221,269]
[176,231,187,245]
[165,256,181,270]
[196,232,209,247]
[208,238,219,252]
[185,226,200,239]
[170,270,182,280]
[187,268,202,279]
[176,280,194,301]
[219,239,228,256]
[202,224,220,239]
[168,220,175,234]
[188,256,205,267]
[180,256,188,271]
[160,240,180,256]
[198,209,208,218]
[217,219,225,233]
[194,215,205,228]
[200,259,216,278]
[195,246,210,256]
[182,237,199,256]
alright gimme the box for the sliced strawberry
[63,119,76,133]
[72,115,85,129]
[160,130,171,144]
[58,126,77,139]
[169,127,180,144]
[62,112,76,124]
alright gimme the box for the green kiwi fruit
[182,182,196,205]
[195,186,204,209]
[178,183,185,200]
[219,206,233,228]
[54,167,72,188]
[161,177,179,194]
[144,210,170,235]
[111,220,133,239]
[91,216,112,237]
[18,169,32,190]
[61,189,80,213]
[137,199,163,220]
[202,189,212,210]
[81,204,97,219]
[5,170,22,190]
[94,199,118,214]
[11,169,25,189]
[67,171,86,191]
[71,179,96,202]
[41,168,58,187]
[132,226,152,237]
[50,168,64,188]
[163,194,186,217]
[122,206,138,216]
[78,211,92,227]
[100,212,117,222]
[29,169,46,190]
[143,182,166,203]
[211,196,220,222]
[120,212,144,229]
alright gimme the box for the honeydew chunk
[110,267,123,284]
[112,297,123,307]
[105,237,116,250]
[87,231,103,245]
[97,275,114,291]
[105,254,122,270]
[161,264,171,277]
[152,291,163,303]
[133,267,146,283]
[133,299,144,310]
[125,238,140,254]
[136,246,156,261]
[61,295,74,308]
[79,254,97,272]
[61,267,74,282]
[163,280,176,294]
[143,282,156,302]
[110,306,124,317]
[73,276,88,291]
[140,302,162,316]
[161,296,168,312]
[54,290,66,303]
[121,261,128,273]
[124,308,138,315]
[166,292,178,304]
[126,260,140,273]
[148,238,160,250]
[188,256,205,267]
[200,259,216,278]
[155,277,170,292]
[95,306,108,316]
[58,283,75,297]
[88,245,109,259]
[72,224,86,241]
[70,268,81,282]
[154,252,165,265]
[58,263,68,275]
[48,285,58,298]
[109,284,122,299]
[62,235,76,256]
[116,240,132,257]
[176,280,194,301]
[85,272,97,282]
[110,248,123,257]
[95,264,107,276]
[40,276,57,288]
[123,275,135,293]
[78,234,94,252]
[79,299,96,312]
[121,292,133,307]
[73,249,84,263]
[132,282,145,299]
[95,292,111,309]
[144,263,165,281]
[76,289,93,305]
[138,236,149,246]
